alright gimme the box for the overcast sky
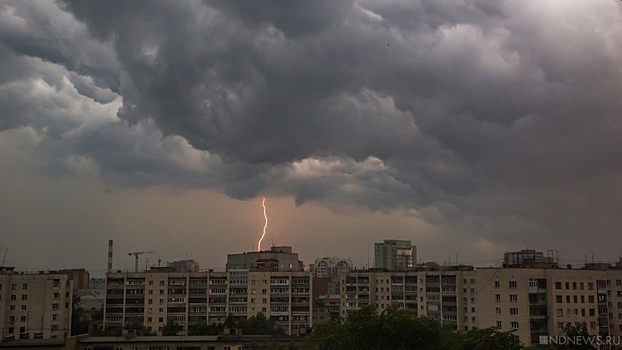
[1,0,622,276]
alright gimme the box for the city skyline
[1,1,622,275]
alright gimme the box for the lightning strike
[258,198,268,251]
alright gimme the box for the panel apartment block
[104,269,312,336]
[0,268,73,341]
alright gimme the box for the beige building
[0,267,73,341]
[104,268,312,336]
[339,260,622,347]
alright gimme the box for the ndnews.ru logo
[540,335,622,346]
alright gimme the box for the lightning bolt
[258,197,268,251]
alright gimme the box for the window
[509,281,517,289]
[510,308,518,316]
[53,280,60,288]
[496,321,502,328]
[557,309,563,317]
[509,295,517,303]
[588,283,594,290]
[148,290,153,295]
[589,296,594,303]
[573,282,577,290]
[21,305,26,311]
[53,292,60,299]
[580,282,584,290]
[511,321,519,330]
[22,284,27,290]
[566,295,570,303]
[52,314,58,321]
[52,303,59,310]
[565,282,569,289]
[574,296,578,303]
[556,295,562,303]
[10,305,15,311]
[51,325,58,331]
[21,294,27,301]
[11,295,16,300]
[20,316,26,322]
[495,294,501,302]
[557,322,564,330]
[555,282,562,290]
[496,307,501,315]
[495,281,500,288]
[149,281,154,285]
[12,284,17,290]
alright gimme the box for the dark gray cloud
[2,0,622,260]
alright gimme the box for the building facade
[103,269,312,336]
[373,240,417,270]
[312,257,352,278]
[0,267,73,341]
[339,263,622,347]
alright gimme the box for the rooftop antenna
[367,233,370,269]
[2,248,8,267]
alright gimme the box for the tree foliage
[303,305,524,350]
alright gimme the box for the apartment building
[0,267,73,341]
[374,240,417,270]
[340,267,473,329]
[338,257,622,347]
[103,269,313,336]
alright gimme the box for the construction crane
[128,251,156,272]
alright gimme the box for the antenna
[2,248,8,267]
[367,233,370,269]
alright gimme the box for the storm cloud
[1,0,622,269]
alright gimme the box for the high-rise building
[374,239,417,270]
[0,267,73,341]
[103,268,313,336]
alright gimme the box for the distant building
[502,249,557,268]
[59,268,91,291]
[374,239,417,270]
[312,257,352,278]
[168,260,200,272]
[0,267,73,341]
[226,246,304,272]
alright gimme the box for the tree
[302,305,529,350]
[162,320,181,336]
[458,327,523,350]
[557,323,596,350]
[189,321,224,335]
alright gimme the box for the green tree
[162,319,182,336]
[458,327,523,350]
[557,323,596,350]
[70,295,90,335]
